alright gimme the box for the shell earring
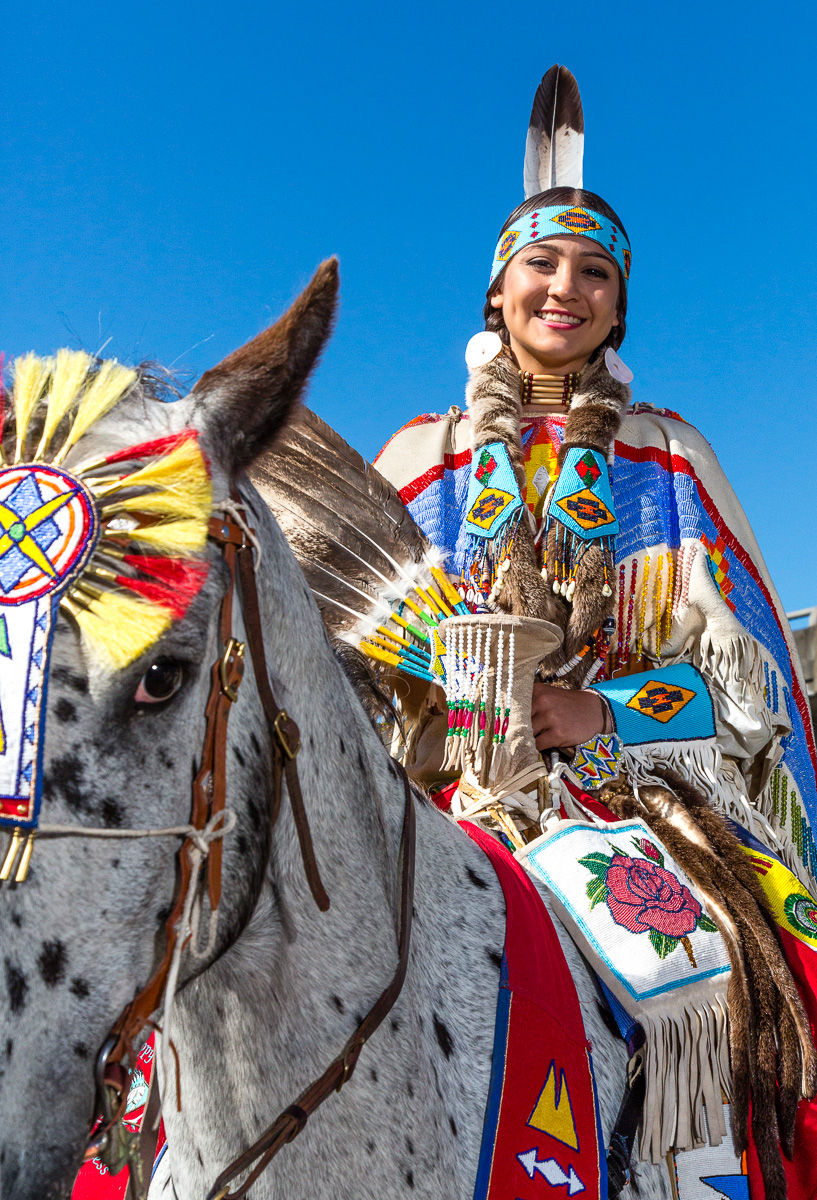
[604,346,634,385]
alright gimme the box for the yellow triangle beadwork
[527,1062,580,1151]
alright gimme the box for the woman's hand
[531,682,605,751]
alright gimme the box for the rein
[74,504,416,1199]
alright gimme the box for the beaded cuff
[587,664,716,747]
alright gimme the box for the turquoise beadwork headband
[490,205,631,287]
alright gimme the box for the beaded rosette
[0,351,212,877]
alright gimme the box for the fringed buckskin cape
[375,396,817,889]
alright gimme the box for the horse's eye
[135,658,184,705]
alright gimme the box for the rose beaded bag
[518,817,732,1166]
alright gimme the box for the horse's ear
[191,257,339,473]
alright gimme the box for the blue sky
[2,0,816,610]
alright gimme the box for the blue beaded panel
[407,457,471,573]
[610,454,816,827]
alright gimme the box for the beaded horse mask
[0,350,211,851]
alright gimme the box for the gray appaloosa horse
[0,261,670,1200]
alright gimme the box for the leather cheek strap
[235,539,329,913]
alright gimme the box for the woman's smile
[535,308,586,329]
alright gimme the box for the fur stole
[466,350,631,682]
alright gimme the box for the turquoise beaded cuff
[587,665,715,747]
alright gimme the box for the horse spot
[247,799,261,831]
[44,754,90,815]
[369,1067,378,1083]
[100,798,123,829]
[72,1042,89,1059]
[366,1140,375,1155]
[406,1079,414,1099]
[404,1169,414,1189]
[466,866,489,890]
[5,1040,12,1059]
[486,948,503,970]
[54,697,77,724]
[233,747,246,768]
[38,941,67,987]
[309,735,315,750]
[405,1137,414,1155]
[449,1116,458,1138]
[70,977,90,999]
[390,1017,400,1034]
[432,1013,454,1059]
[250,733,262,756]
[157,748,175,770]
[330,995,345,1014]
[111,858,120,869]
[196,1148,204,1166]
[4,961,28,1015]
[339,737,346,754]
[236,833,249,855]
[9,912,21,928]
[51,666,89,695]
[357,751,365,772]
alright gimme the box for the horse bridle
[82,504,417,1200]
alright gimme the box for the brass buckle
[273,710,301,760]
[219,638,245,702]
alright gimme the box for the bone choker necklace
[518,369,580,408]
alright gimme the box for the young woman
[374,67,817,1199]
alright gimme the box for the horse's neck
[165,730,506,1196]
[156,504,502,1195]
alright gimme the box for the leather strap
[235,538,329,911]
[87,514,248,1160]
[205,765,416,1200]
[606,1056,645,1199]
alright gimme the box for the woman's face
[491,236,620,374]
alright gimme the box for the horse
[0,260,670,1200]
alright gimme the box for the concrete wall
[790,611,817,731]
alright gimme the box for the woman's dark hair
[483,187,629,353]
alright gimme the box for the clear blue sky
[2,1,816,610]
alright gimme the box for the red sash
[461,821,605,1200]
[71,1035,164,1200]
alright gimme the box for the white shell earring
[604,346,634,385]
[465,331,503,369]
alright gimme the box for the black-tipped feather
[524,64,584,198]
[251,407,437,637]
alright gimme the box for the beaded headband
[489,206,631,287]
